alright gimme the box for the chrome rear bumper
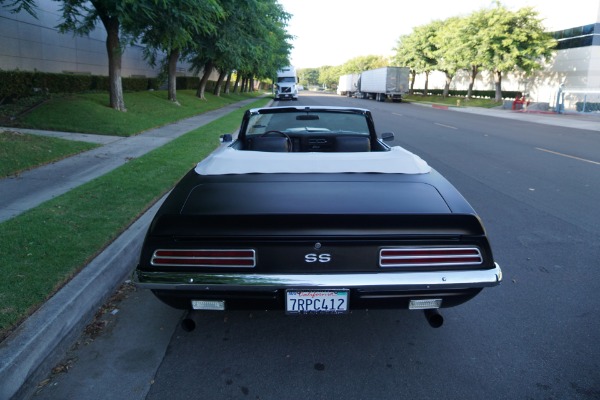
[134,263,502,292]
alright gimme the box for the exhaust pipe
[181,311,200,332]
[424,309,444,328]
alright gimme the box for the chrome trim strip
[151,248,256,268]
[379,246,483,267]
[134,263,502,291]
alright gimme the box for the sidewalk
[452,105,600,132]
[1,100,598,400]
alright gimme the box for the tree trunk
[224,72,232,94]
[241,77,247,93]
[494,70,503,102]
[424,71,430,95]
[103,16,126,111]
[409,70,415,94]
[213,71,226,96]
[443,71,453,98]
[167,48,180,105]
[467,65,478,99]
[249,76,255,92]
[233,74,241,93]
[196,61,213,100]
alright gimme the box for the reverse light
[380,247,483,267]
[192,300,225,311]
[409,299,442,310]
[151,249,256,267]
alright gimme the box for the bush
[410,88,521,99]
[576,102,600,112]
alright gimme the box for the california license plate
[286,290,349,314]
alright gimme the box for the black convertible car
[134,106,502,328]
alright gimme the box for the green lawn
[0,131,99,177]
[0,94,271,340]
[16,90,264,136]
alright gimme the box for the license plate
[286,290,349,314]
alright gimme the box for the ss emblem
[305,253,332,263]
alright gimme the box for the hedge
[176,76,199,90]
[410,89,523,99]
[0,70,161,99]
[576,102,600,112]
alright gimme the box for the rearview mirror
[296,115,319,120]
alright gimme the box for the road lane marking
[434,123,458,130]
[392,113,403,117]
[536,147,600,165]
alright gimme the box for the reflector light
[192,300,225,311]
[380,247,482,267]
[409,299,442,310]
[151,249,256,267]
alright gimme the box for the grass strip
[16,91,263,136]
[403,94,501,108]
[0,96,271,340]
[0,131,99,177]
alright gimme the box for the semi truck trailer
[337,73,360,96]
[356,67,409,102]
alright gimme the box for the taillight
[151,249,256,267]
[380,247,482,267]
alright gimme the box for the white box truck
[274,66,299,101]
[357,67,410,102]
[337,74,360,96]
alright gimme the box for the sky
[277,0,597,69]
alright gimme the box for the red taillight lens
[151,249,256,267]
[380,247,482,267]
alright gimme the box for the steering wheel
[260,130,293,151]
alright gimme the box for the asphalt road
[32,92,600,400]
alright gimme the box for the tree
[1,0,36,16]
[393,34,419,94]
[298,68,319,87]
[341,55,387,75]
[411,22,440,95]
[474,3,556,101]
[319,65,342,89]
[131,0,223,104]
[432,18,465,97]
[451,11,493,99]
[234,0,292,90]
[393,23,439,95]
[57,1,142,111]
[186,0,292,99]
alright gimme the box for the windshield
[277,77,296,83]
[245,111,370,136]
